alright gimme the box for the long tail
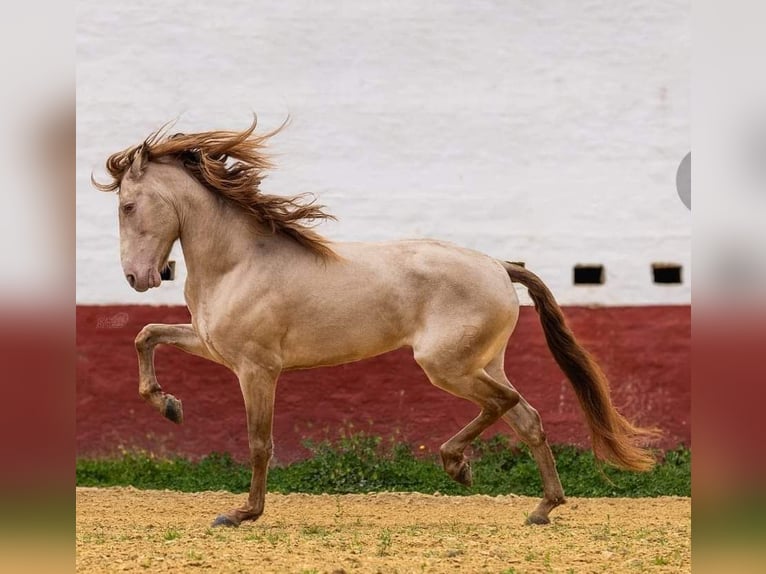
[502,261,659,472]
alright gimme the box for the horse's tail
[502,261,659,472]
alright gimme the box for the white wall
[76,0,690,306]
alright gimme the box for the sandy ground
[76,487,690,573]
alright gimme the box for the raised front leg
[134,323,213,423]
[212,364,278,527]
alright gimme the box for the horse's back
[336,237,520,339]
[278,238,519,370]
[338,238,515,303]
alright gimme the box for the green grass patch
[76,434,690,497]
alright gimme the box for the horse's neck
[173,175,275,293]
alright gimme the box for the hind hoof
[163,396,183,424]
[453,461,473,487]
[526,513,550,525]
[212,514,240,528]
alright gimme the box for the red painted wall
[76,305,689,463]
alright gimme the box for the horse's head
[116,150,180,292]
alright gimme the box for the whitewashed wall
[76,0,689,305]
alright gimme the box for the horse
[93,117,657,528]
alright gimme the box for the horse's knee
[134,326,154,350]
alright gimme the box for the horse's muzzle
[124,267,161,292]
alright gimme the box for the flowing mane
[93,117,336,258]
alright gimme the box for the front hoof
[212,514,240,528]
[163,396,184,424]
[525,513,551,525]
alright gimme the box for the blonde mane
[93,117,336,258]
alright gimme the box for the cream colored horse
[95,119,656,527]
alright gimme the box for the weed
[76,434,690,498]
[80,531,106,545]
[592,523,612,541]
[333,496,344,522]
[163,529,180,541]
[377,528,393,556]
[301,524,329,537]
[265,530,287,546]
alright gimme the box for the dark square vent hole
[160,261,176,281]
[652,263,682,284]
[573,264,604,285]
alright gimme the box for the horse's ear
[129,144,148,179]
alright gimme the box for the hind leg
[504,398,566,524]
[415,353,521,486]
[486,356,566,524]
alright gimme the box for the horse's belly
[280,312,409,370]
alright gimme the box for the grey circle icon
[676,151,691,210]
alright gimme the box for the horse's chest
[188,301,230,368]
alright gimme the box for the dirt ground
[76,487,690,573]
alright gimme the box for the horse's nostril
[126,273,136,287]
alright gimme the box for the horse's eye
[122,203,136,215]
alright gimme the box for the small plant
[377,528,393,556]
[334,496,344,522]
[301,524,329,537]
[80,531,106,545]
[265,531,287,546]
[163,528,181,541]
[592,523,612,541]
[349,531,363,555]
